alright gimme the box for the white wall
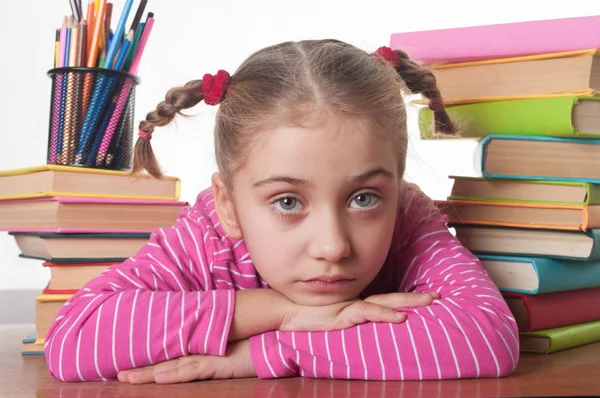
[1,0,599,290]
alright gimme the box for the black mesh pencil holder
[46,67,141,171]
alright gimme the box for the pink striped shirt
[44,181,519,382]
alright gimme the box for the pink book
[0,196,187,233]
[390,15,600,64]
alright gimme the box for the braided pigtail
[392,49,455,135]
[132,79,205,178]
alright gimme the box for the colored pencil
[86,1,94,58]
[62,20,79,164]
[79,20,88,67]
[128,12,154,75]
[129,0,147,33]
[64,16,72,67]
[94,30,134,164]
[54,29,60,68]
[69,0,81,20]
[101,2,112,53]
[87,0,106,67]
[103,0,134,68]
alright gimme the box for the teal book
[454,226,600,261]
[419,96,600,139]
[477,135,600,183]
[477,254,600,294]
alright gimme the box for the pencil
[101,2,112,56]
[62,20,79,164]
[124,21,143,70]
[103,0,134,69]
[54,29,60,68]
[87,0,106,67]
[86,1,94,57]
[129,0,147,33]
[94,30,134,164]
[128,12,154,75]
[69,0,81,20]
[79,20,87,67]
[64,16,72,67]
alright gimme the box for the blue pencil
[102,0,134,68]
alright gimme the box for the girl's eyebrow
[252,167,394,189]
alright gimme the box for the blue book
[21,331,43,356]
[477,135,600,183]
[477,254,600,294]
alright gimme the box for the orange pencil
[86,1,94,57]
[87,0,106,67]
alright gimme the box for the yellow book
[0,165,181,201]
[414,49,600,105]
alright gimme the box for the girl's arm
[44,202,285,382]
[248,183,519,380]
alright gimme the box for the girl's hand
[117,339,256,384]
[279,291,439,332]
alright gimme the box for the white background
[1,0,599,290]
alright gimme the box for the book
[476,254,600,294]
[454,226,600,261]
[0,165,181,200]
[436,200,600,231]
[418,96,600,139]
[0,196,186,233]
[389,14,600,64]
[504,288,600,332]
[10,232,149,262]
[448,177,600,206]
[520,319,600,354]
[478,135,600,183]
[42,261,112,292]
[21,332,44,356]
[36,293,72,341]
[422,49,600,104]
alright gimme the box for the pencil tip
[147,12,154,18]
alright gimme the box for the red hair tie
[428,98,445,112]
[373,46,400,67]
[138,129,152,140]
[203,70,231,106]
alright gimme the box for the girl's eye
[273,197,301,213]
[350,193,379,209]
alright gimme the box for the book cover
[520,319,600,354]
[21,332,44,356]
[447,176,600,206]
[504,288,600,332]
[0,164,181,201]
[411,50,599,105]
[418,96,600,139]
[0,196,187,233]
[477,254,600,294]
[453,225,600,261]
[389,15,600,64]
[437,199,598,231]
[478,135,600,184]
[9,231,150,262]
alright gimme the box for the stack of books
[0,165,185,355]
[392,14,600,354]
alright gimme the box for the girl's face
[217,117,401,306]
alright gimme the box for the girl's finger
[155,361,214,384]
[118,368,155,384]
[364,292,439,308]
[344,301,407,325]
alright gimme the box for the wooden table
[2,324,599,397]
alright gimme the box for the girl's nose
[308,215,351,263]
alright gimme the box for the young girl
[45,40,519,384]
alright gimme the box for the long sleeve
[44,196,236,382]
[249,182,519,380]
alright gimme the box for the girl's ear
[211,172,243,239]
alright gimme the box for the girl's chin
[283,290,359,307]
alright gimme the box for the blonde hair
[132,39,455,180]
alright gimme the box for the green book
[520,319,600,354]
[418,96,600,139]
